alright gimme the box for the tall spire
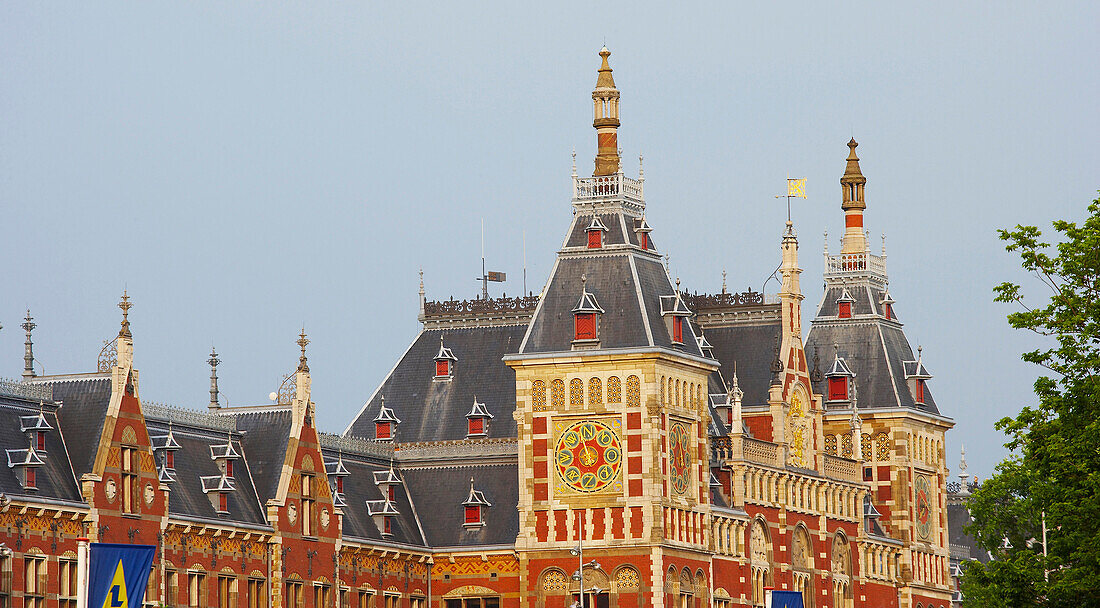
[116,291,134,368]
[779,220,804,336]
[21,310,36,379]
[208,347,221,410]
[591,47,621,176]
[840,139,868,254]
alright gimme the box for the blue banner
[89,543,156,608]
[770,590,805,608]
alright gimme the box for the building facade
[0,49,954,608]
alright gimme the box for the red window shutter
[166,451,175,469]
[336,477,344,494]
[36,431,45,451]
[468,417,484,435]
[388,486,395,502]
[219,492,228,512]
[587,231,602,249]
[916,379,925,403]
[884,303,892,320]
[672,317,683,343]
[829,378,848,401]
[226,460,234,477]
[376,422,391,440]
[640,233,648,249]
[574,313,597,340]
[435,360,449,377]
[383,517,391,534]
[838,302,852,318]
[464,505,480,524]
[25,468,36,489]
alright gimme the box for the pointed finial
[571,148,577,177]
[675,277,681,292]
[721,269,727,294]
[297,328,310,373]
[810,346,823,384]
[881,233,887,256]
[823,230,829,256]
[21,310,36,379]
[638,154,644,180]
[118,290,133,339]
[917,345,923,362]
[664,253,670,273]
[208,346,220,411]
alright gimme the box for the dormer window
[373,467,403,509]
[7,447,44,492]
[585,215,609,249]
[20,412,52,454]
[904,348,933,407]
[572,278,605,345]
[225,460,234,477]
[152,426,181,475]
[165,451,175,469]
[388,485,395,502]
[199,474,236,515]
[218,491,228,513]
[465,398,493,438]
[659,289,693,346]
[210,438,241,478]
[634,216,653,251]
[433,338,458,380]
[373,397,401,441]
[462,478,491,529]
[326,457,350,507]
[880,289,896,321]
[366,497,399,537]
[825,347,856,402]
[837,289,856,319]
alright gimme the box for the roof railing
[572,172,644,207]
[0,378,53,403]
[824,251,887,280]
[143,401,236,432]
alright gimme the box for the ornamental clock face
[668,422,691,495]
[554,420,623,494]
[915,474,933,541]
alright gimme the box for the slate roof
[145,419,268,527]
[401,462,519,547]
[325,449,426,546]
[0,394,81,502]
[233,409,293,503]
[806,321,940,414]
[696,321,782,407]
[32,375,113,478]
[345,325,525,443]
[947,500,989,563]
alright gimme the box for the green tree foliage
[961,196,1100,607]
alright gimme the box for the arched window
[532,380,546,411]
[607,376,621,403]
[588,378,603,406]
[569,378,584,407]
[831,532,853,608]
[792,526,815,607]
[749,519,771,606]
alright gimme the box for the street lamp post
[569,511,601,608]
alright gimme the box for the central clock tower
[504,47,718,608]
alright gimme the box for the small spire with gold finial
[840,138,869,254]
[297,328,310,373]
[591,46,621,176]
[118,290,133,339]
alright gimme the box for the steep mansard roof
[233,409,293,504]
[0,391,81,503]
[698,318,782,408]
[519,209,703,358]
[146,418,268,527]
[38,374,113,478]
[345,325,526,443]
[807,285,941,415]
[401,462,519,548]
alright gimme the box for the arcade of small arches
[531,375,642,412]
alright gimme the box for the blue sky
[1,2,1097,480]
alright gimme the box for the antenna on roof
[476,218,507,299]
[523,230,527,296]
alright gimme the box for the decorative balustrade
[572,173,644,204]
[143,401,237,431]
[396,438,518,461]
[423,294,539,317]
[823,454,862,483]
[682,290,767,310]
[824,251,887,278]
[0,378,53,402]
[741,438,780,467]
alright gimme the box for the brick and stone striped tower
[592,46,621,176]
